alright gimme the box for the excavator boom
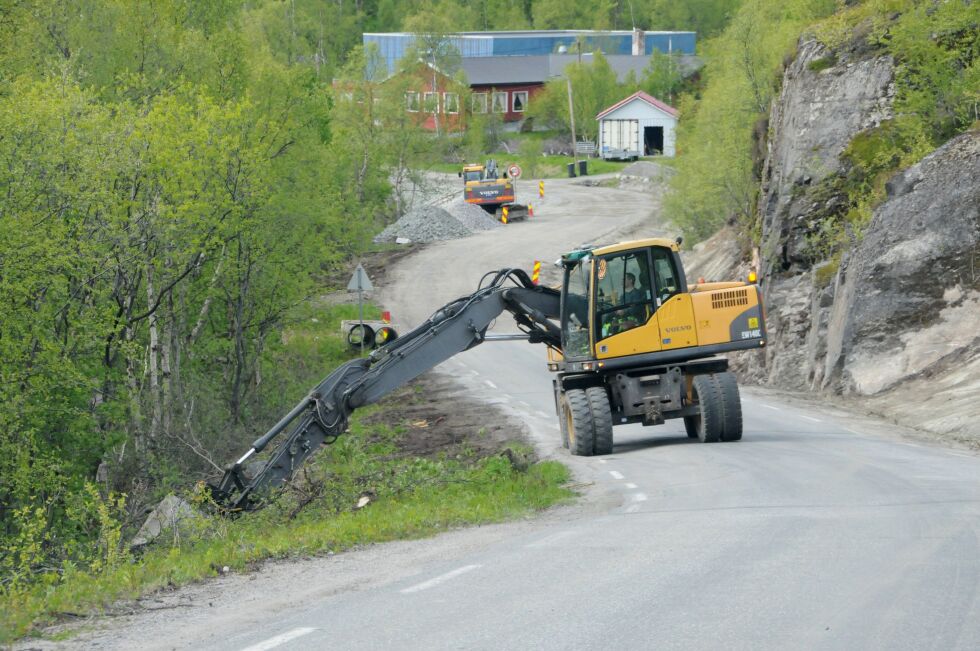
[210,269,560,511]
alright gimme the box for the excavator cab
[550,238,766,456]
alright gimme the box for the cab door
[652,247,697,350]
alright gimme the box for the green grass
[431,155,630,179]
[0,302,574,644]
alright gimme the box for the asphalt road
[217,341,980,651]
[32,175,980,650]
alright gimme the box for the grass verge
[430,155,630,178]
[1,303,574,644]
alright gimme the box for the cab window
[561,260,592,359]
[463,170,483,182]
[651,247,680,304]
[595,250,654,340]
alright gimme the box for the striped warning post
[502,206,509,224]
[531,260,541,285]
[538,180,544,199]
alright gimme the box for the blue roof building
[364,30,696,75]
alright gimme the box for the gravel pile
[373,206,473,243]
[445,199,502,231]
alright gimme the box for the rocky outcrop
[749,38,895,390]
[759,39,894,274]
[742,31,980,442]
[823,132,980,396]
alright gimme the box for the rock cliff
[736,35,980,443]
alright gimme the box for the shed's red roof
[596,90,678,119]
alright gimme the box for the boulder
[130,494,207,549]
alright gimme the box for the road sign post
[347,263,374,355]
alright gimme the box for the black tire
[690,375,723,443]
[713,372,743,442]
[683,416,699,439]
[586,386,613,456]
[561,389,595,456]
[347,324,375,350]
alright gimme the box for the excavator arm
[209,269,561,511]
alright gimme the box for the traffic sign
[507,163,522,179]
[347,263,374,292]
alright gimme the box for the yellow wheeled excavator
[211,237,765,511]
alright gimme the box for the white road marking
[485,380,497,389]
[800,415,822,423]
[762,404,781,411]
[526,531,575,548]
[843,428,863,436]
[535,410,550,418]
[625,482,638,489]
[597,459,607,464]
[518,401,530,408]
[401,565,481,594]
[625,504,640,513]
[609,471,625,480]
[631,493,648,502]
[240,627,317,651]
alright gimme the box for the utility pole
[566,77,577,156]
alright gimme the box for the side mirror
[457,171,462,178]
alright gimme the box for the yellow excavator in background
[211,237,765,510]
[460,159,529,222]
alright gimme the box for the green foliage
[645,0,745,37]
[801,0,978,259]
[0,0,399,596]
[664,0,838,242]
[519,138,545,177]
[527,51,636,142]
[807,53,837,72]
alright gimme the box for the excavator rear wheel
[562,389,595,456]
[690,374,723,443]
[713,372,743,441]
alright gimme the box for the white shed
[596,91,679,159]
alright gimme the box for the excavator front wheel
[561,389,594,456]
[561,387,613,456]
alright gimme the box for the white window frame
[512,90,528,113]
[406,91,420,112]
[443,92,459,114]
[423,91,439,113]
[492,91,508,113]
[471,92,488,113]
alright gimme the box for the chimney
[632,28,645,56]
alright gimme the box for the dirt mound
[359,372,528,459]
[374,206,472,243]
